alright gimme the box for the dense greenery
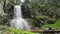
[0,0,60,32]
[42,19,60,30]
[0,25,35,34]
[10,0,21,5]
[21,0,60,29]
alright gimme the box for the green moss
[48,18,55,21]
[36,15,46,19]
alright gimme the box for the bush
[42,19,60,30]
[47,18,56,24]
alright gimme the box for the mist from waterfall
[10,0,30,30]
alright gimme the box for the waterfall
[10,0,30,30]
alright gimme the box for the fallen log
[30,29,60,34]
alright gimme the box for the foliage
[3,0,60,29]
[0,25,35,34]
[36,15,47,19]
[0,16,7,25]
[10,0,21,5]
[42,19,60,30]
[21,0,60,28]
[47,18,56,24]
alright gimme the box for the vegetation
[10,0,21,5]
[42,19,60,30]
[21,0,60,29]
[0,25,35,34]
[0,0,60,34]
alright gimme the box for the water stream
[10,0,30,30]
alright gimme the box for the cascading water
[10,0,30,30]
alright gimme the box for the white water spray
[10,0,30,30]
[21,0,25,2]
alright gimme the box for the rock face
[0,1,5,16]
